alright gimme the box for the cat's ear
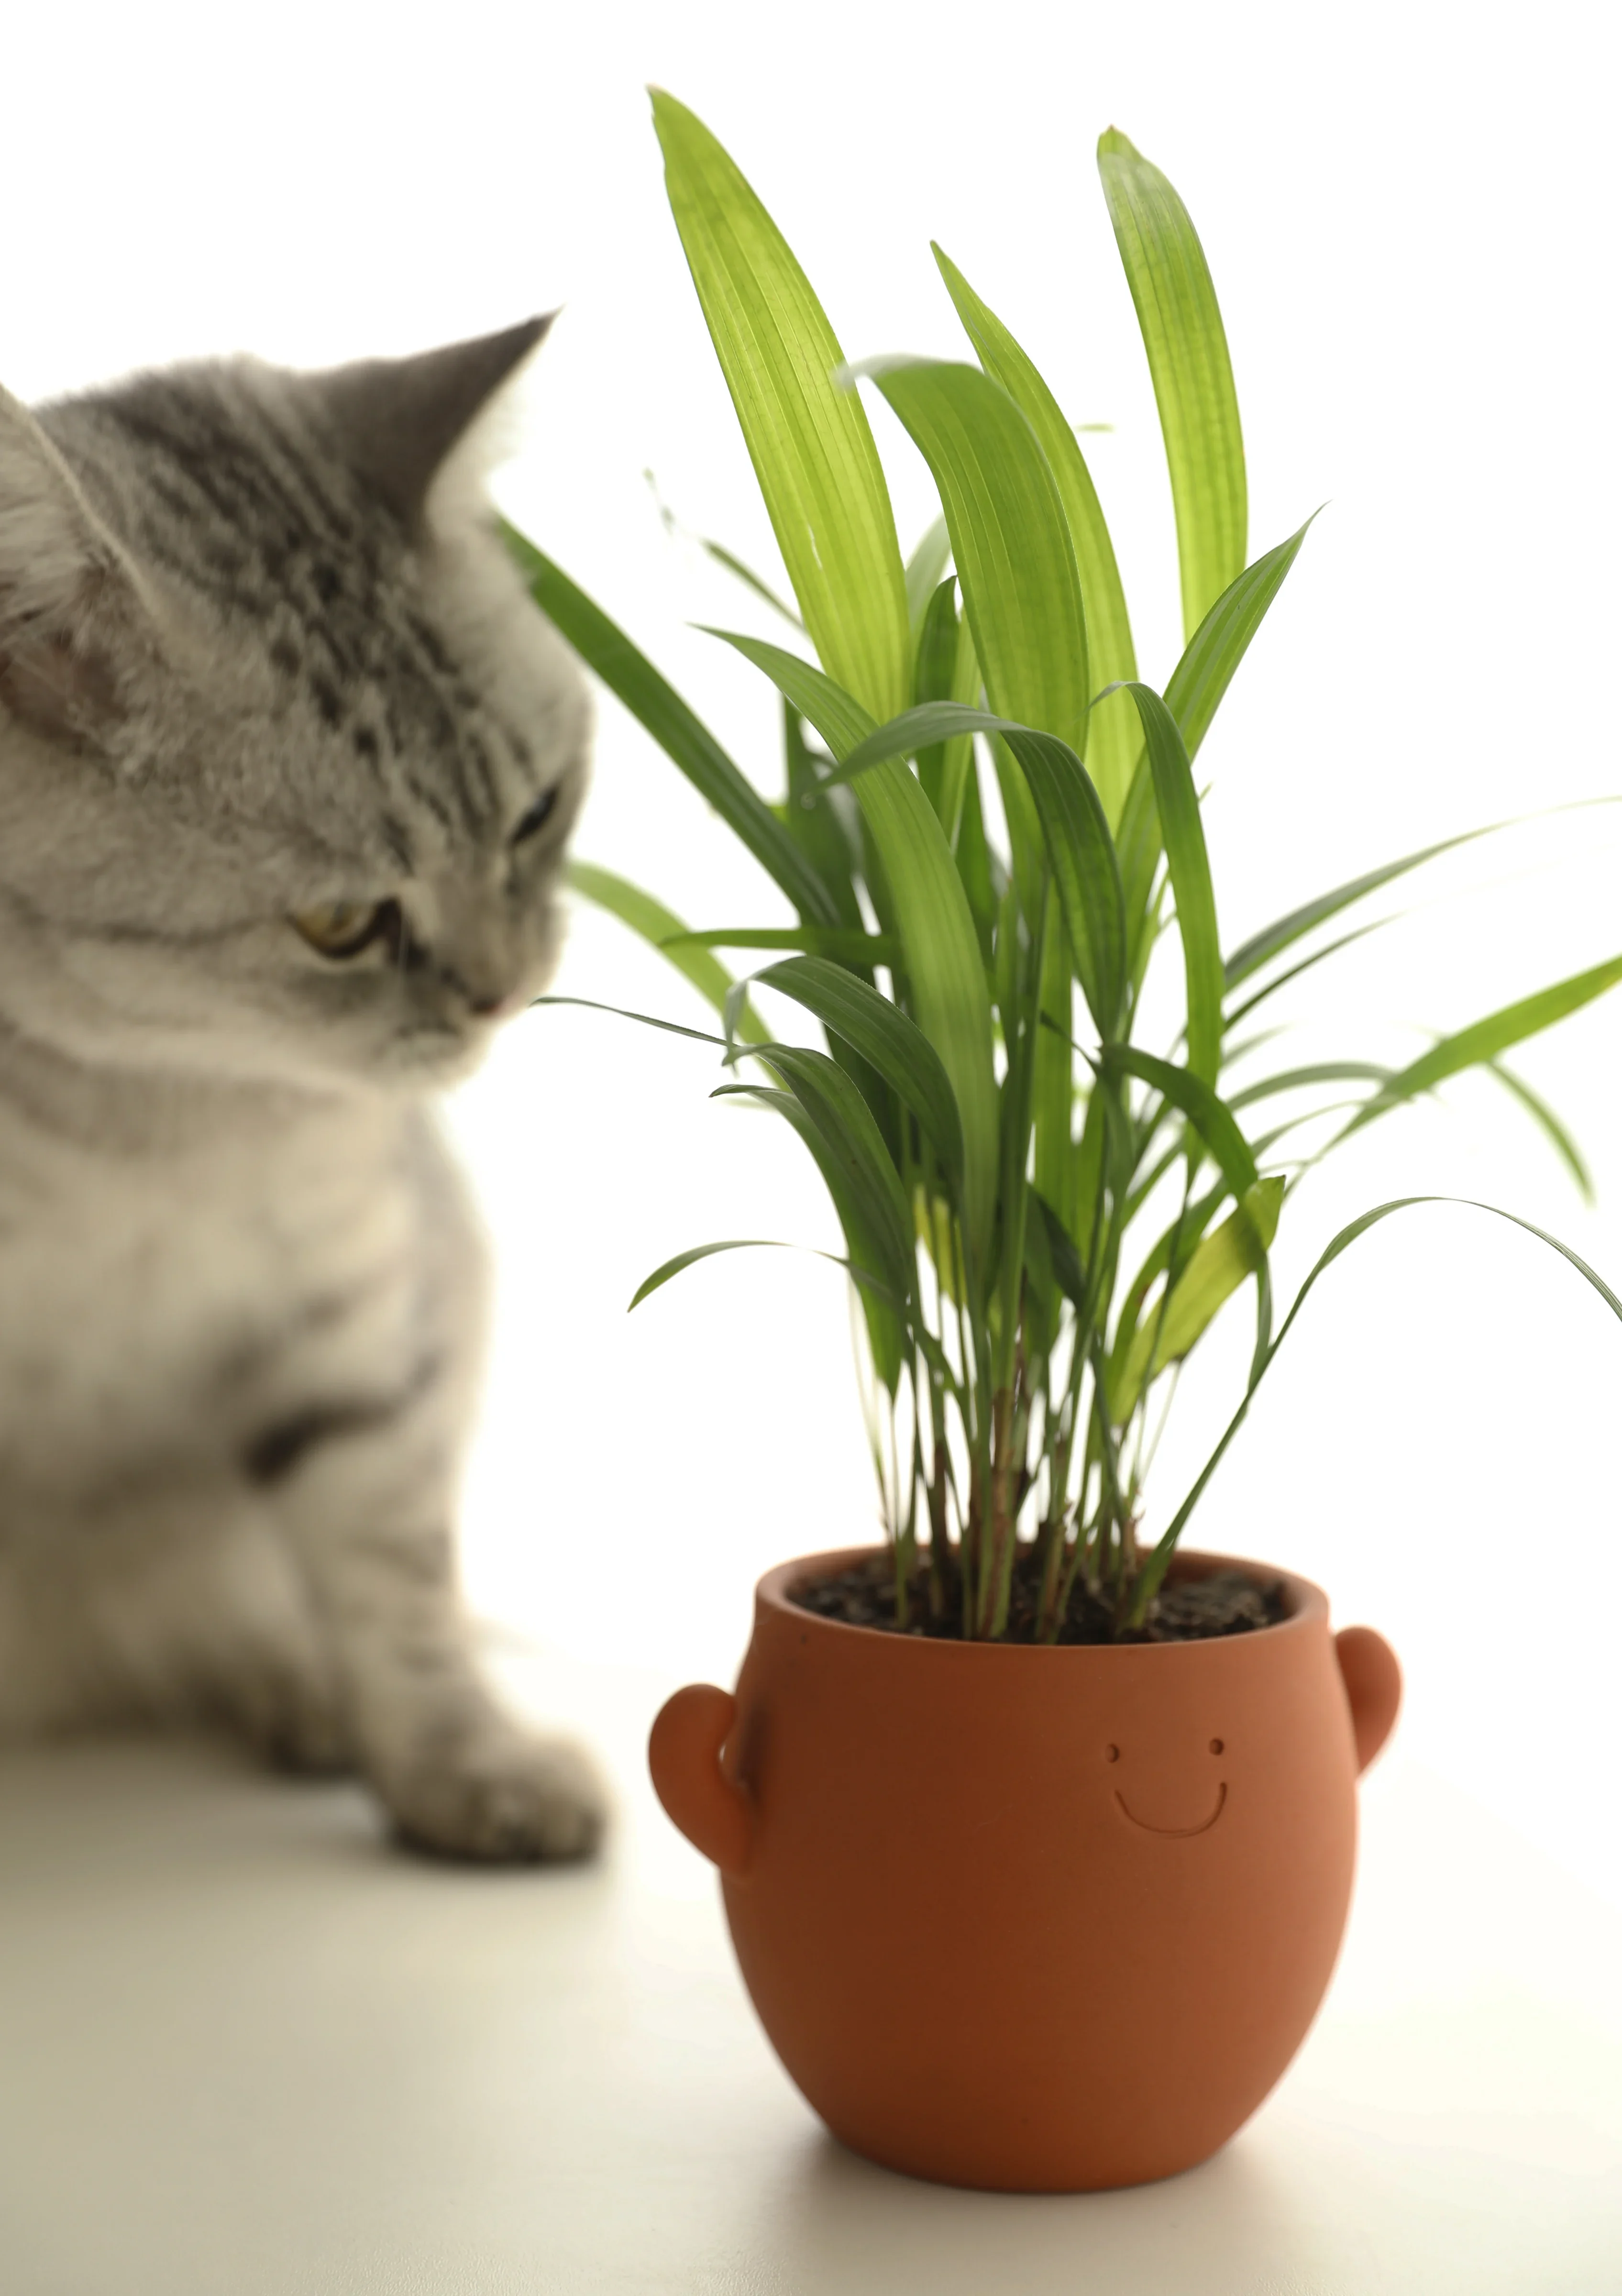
[0,386,154,752]
[313,315,555,534]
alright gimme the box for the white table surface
[2,1653,1619,2296]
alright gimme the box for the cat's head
[0,319,589,1094]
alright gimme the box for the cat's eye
[291,899,389,959]
[511,785,560,844]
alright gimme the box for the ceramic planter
[649,1545,1400,2192]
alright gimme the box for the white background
[7,1,1622,1904]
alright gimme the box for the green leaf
[914,575,960,705]
[744,1042,914,1313]
[696,636,1000,1266]
[992,907,1042,1389]
[1341,954,1622,1139]
[1487,1061,1594,1202]
[1107,1173,1232,1385]
[502,528,838,925]
[1223,921,1390,1030]
[644,470,805,628]
[714,1081,906,1389]
[1032,909,1077,1233]
[1020,1177,1061,1364]
[850,768,1000,1271]
[952,740,998,964]
[749,1047,915,1295]
[1127,1194,1622,1622]
[756,956,965,1192]
[1225,822,1519,990]
[1118,682,1223,1081]
[1034,1191,1091,1316]
[530,993,724,1048]
[832,701,1126,1043]
[905,514,952,629]
[1163,518,1313,763]
[1227,1060,1392,1110]
[932,244,1138,824]
[1097,127,1245,640]
[651,90,910,721]
[1113,751,1161,976]
[993,864,1024,1043]
[565,862,767,1042]
[1004,729,1125,1041]
[1112,1177,1284,1423]
[986,729,1047,930]
[628,1239,909,1394]
[1100,1045,1258,1200]
[859,359,1090,754]
[912,576,960,817]
[704,628,875,760]
[939,604,983,848]
[696,541,802,628]
[780,702,865,933]
[776,700,905,1150]
[630,1238,791,1309]
[661,925,897,965]
[1219,1026,1291,1070]
[1226,797,1622,993]
[1112,523,1314,977]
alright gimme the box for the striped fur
[0,328,604,1860]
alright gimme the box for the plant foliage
[512,94,1622,1638]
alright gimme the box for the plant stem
[979,1380,1017,1638]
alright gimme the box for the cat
[0,317,607,1860]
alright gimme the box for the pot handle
[648,1684,752,1876]
[1334,1626,1402,1775]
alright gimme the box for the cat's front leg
[267,1378,607,1863]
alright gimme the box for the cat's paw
[233,1664,353,1777]
[379,1730,608,1864]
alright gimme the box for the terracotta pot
[649,1545,1400,2193]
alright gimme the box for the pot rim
[758,1544,1328,1655]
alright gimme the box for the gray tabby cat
[0,318,607,1859]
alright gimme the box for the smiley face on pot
[1104,1731,1229,1837]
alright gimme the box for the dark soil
[791,1547,1289,1645]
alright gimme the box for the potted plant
[505,96,1622,2190]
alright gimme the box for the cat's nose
[467,984,522,1019]
[434,950,519,1017]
